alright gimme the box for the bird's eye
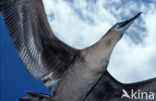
[114,23,126,35]
[116,23,120,27]
[115,24,121,32]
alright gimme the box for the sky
[0,0,156,101]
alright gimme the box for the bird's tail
[19,91,50,101]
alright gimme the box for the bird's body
[0,0,156,101]
[52,25,122,101]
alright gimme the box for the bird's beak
[115,12,142,34]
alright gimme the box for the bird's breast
[52,61,108,101]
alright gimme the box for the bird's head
[81,12,142,72]
[99,12,142,47]
[114,12,142,36]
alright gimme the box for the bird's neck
[51,31,121,101]
[82,30,121,72]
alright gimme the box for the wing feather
[0,0,80,91]
[85,70,156,101]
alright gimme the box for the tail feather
[26,91,49,98]
[19,91,50,101]
[19,97,40,101]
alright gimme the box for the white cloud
[43,0,115,47]
[43,0,156,83]
[108,2,156,83]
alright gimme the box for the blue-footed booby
[0,0,156,101]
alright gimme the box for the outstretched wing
[0,0,80,91]
[85,70,156,101]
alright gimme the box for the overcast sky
[43,0,156,83]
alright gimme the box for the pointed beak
[119,12,142,28]
[116,12,142,34]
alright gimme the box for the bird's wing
[0,0,80,91]
[85,70,156,101]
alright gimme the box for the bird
[0,0,156,101]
